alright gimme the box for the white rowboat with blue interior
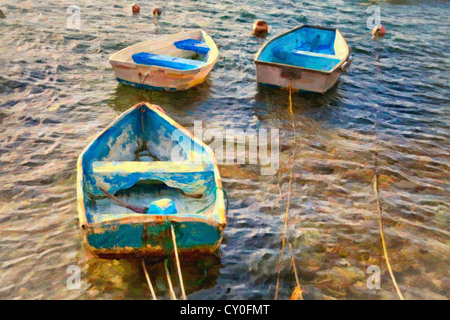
[254,25,352,94]
[109,30,218,91]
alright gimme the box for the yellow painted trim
[93,161,211,174]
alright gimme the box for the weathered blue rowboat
[255,25,352,94]
[77,103,227,259]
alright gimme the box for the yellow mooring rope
[142,260,157,300]
[170,223,187,300]
[164,259,177,300]
[142,222,187,300]
[372,50,404,300]
[288,243,303,300]
[373,154,405,300]
[275,82,303,300]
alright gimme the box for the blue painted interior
[93,168,215,196]
[174,39,210,55]
[82,109,143,197]
[257,27,341,72]
[86,183,218,224]
[132,52,206,70]
[81,106,218,223]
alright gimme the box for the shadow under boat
[142,253,222,297]
[252,82,348,137]
[106,78,213,115]
[84,253,222,299]
[254,81,343,112]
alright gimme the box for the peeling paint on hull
[77,103,226,259]
[86,220,223,258]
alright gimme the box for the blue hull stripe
[258,82,320,94]
[117,78,178,92]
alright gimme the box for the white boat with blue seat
[254,25,352,94]
[77,102,227,259]
[109,30,218,91]
[131,52,207,71]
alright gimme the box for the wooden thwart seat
[289,50,338,59]
[93,161,213,174]
[174,39,210,55]
[273,46,341,72]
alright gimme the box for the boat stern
[84,217,224,259]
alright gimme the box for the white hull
[255,61,343,93]
[254,25,351,94]
[109,30,218,91]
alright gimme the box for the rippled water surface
[0,0,449,299]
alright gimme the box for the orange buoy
[253,20,269,38]
[371,25,386,39]
[153,7,162,17]
[132,3,140,14]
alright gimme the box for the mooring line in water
[141,260,157,300]
[275,82,301,300]
[288,243,304,300]
[347,32,371,41]
[372,59,404,300]
[164,259,177,300]
[373,157,405,300]
[274,151,293,299]
[169,223,187,300]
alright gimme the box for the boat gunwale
[108,30,219,75]
[254,24,350,75]
[77,102,226,231]
[87,213,223,229]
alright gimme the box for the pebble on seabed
[0,9,6,18]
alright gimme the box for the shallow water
[0,0,449,299]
